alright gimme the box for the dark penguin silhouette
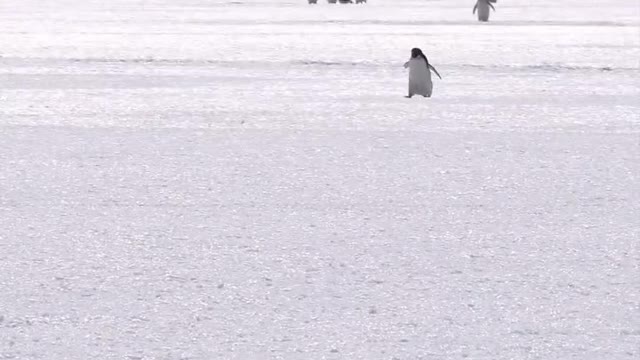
[473,0,496,22]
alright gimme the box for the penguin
[403,48,442,98]
[473,0,496,22]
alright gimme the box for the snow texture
[0,0,639,359]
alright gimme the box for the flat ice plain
[0,0,639,359]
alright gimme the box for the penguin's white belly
[408,59,433,97]
[477,3,490,21]
[409,77,433,97]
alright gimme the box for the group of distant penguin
[308,0,367,4]
[308,0,498,22]
[307,1,499,98]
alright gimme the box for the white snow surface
[1,0,639,359]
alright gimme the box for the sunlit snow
[1,0,638,359]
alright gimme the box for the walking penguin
[403,48,442,98]
[473,0,496,22]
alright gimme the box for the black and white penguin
[473,0,496,22]
[403,48,442,98]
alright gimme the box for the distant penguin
[403,48,442,98]
[473,0,496,22]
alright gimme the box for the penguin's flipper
[429,64,443,80]
[488,2,496,11]
[473,3,478,14]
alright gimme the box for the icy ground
[0,0,639,359]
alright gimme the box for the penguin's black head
[411,48,423,58]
